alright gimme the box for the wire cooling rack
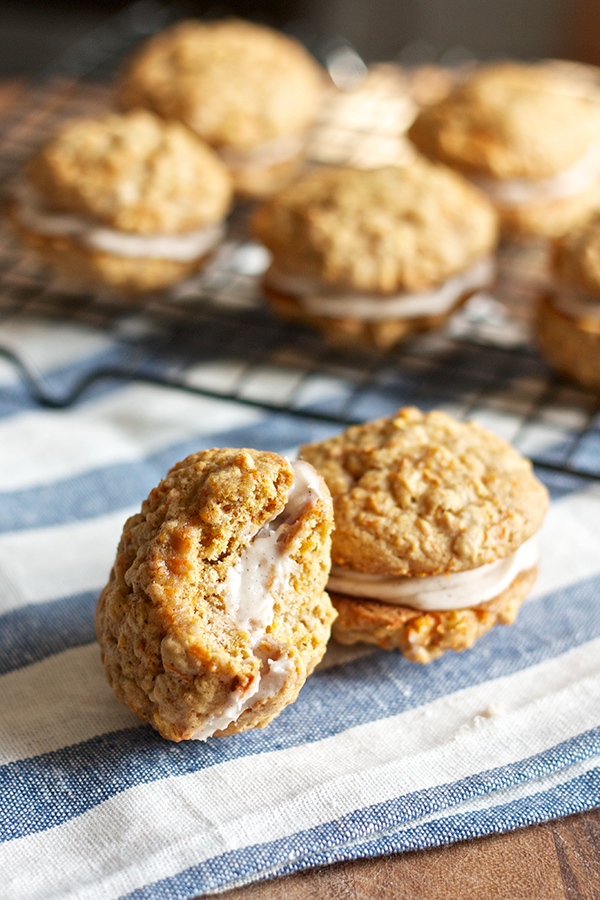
[0,2,599,483]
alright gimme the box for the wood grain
[212,807,600,900]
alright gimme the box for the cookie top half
[300,407,548,577]
[252,161,498,293]
[409,63,600,181]
[118,19,324,151]
[552,212,600,294]
[27,110,232,233]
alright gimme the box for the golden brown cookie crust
[6,200,212,294]
[552,212,600,294]
[252,161,498,293]
[537,293,600,390]
[300,407,548,577]
[262,281,473,350]
[495,180,600,239]
[96,449,336,741]
[330,567,537,663]
[409,62,600,181]
[27,109,232,233]
[118,19,324,152]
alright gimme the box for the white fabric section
[3,637,600,900]
[0,507,137,613]
[0,646,139,764]
[0,319,114,385]
[531,485,600,599]
[0,385,262,491]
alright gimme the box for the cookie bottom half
[330,566,538,663]
[8,203,212,295]
[263,284,474,350]
[537,294,600,390]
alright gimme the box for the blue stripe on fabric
[0,414,338,534]
[249,766,600,894]
[0,591,97,676]
[1,572,600,841]
[118,739,600,899]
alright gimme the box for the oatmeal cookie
[118,19,324,196]
[96,449,335,741]
[253,161,498,349]
[301,407,548,661]
[536,217,600,389]
[409,62,600,237]
[8,109,232,293]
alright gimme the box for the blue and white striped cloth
[1,314,600,900]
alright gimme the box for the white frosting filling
[551,282,600,321]
[218,134,306,170]
[12,182,224,262]
[265,257,494,320]
[473,138,600,206]
[190,459,324,741]
[327,533,539,612]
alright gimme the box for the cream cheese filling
[218,134,306,170]
[551,282,600,321]
[190,459,324,741]
[12,182,224,262]
[327,533,539,612]
[473,138,600,207]
[265,257,494,320]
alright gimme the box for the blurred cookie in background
[252,159,498,350]
[118,18,325,197]
[6,109,233,295]
[409,62,600,238]
[537,213,600,389]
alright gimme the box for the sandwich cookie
[537,213,600,389]
[118,18,325,197]
[300,407,548,663]
[7,109,232,294]
[409,62,600,238]
[96,449,335,741]
[252,161,498,349]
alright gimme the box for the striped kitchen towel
[1,313,599,900]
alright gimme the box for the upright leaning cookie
[301,408,548,663]
[7,110,232,294]
[537,213,600,389]
[409,62,600,238]
[118,19,324,197]
[96,449,335,741]
[252,161,498,349]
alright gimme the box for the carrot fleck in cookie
[96,449,335,741]
[537,213,600,389]
[118,19,325,197]
[252,160,498,350]
[7,109,232,294]
[300,408,548,663]
[409,62,600,238]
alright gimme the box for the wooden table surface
[1,78,598,900]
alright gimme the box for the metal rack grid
[0,5,599,484]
